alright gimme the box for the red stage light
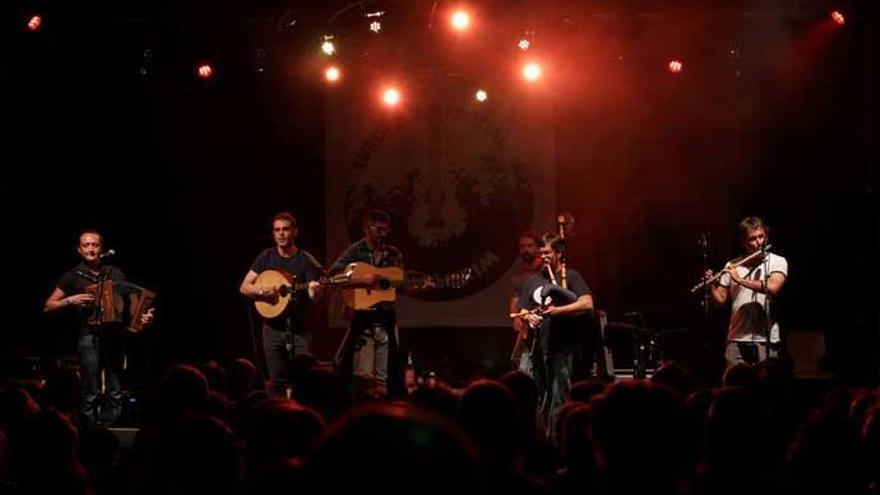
[522,62,542,82]
[382,87,401,107]
[831,10,845,26]
[324,65,341,83]
[668,60,683,74]
[197,64,214,79]
[450,10,471,31]
[27,15,42,31]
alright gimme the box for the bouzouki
[253,270,347,318]
[337,262,473,311]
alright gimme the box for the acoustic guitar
[253,269,346,318]
[337,262,473,311]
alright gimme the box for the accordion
[83,280,156,333]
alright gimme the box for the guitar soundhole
[378,278,391,290]
[278,285,290,297]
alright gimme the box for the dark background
[1,0,877,386]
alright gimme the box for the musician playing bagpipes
[515,233,594,440]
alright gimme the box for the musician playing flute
[703,217,788,366]
[518,233,593,440]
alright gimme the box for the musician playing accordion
[44,229,154,428]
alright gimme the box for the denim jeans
[517,350,534,376]
[335,313,403,397]
[725,340,777,366]
[532,351,573,442]
[263,325,312,396]
[79,331,125,428]
[336,323,395,389]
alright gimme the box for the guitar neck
[338,263,472,311]
[341,263,471,292]
[402,270,472,290]
[292,275,343,291]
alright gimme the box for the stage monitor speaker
[108,427,139,449]
[787,330,829,378]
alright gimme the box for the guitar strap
[74,269,100,283]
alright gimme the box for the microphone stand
[698,232,710,317]
[72,264,108,425]
[285,279,296,355]
[762,249,773,362]
[94,263,107,427]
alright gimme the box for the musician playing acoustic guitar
[517,233,593,441]
[240,212,323,396]
[328,208,405,398]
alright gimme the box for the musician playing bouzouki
[517,233,593,440]
[328,208,404,398]
[240,212,323,396]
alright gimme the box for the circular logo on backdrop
[344,104,535,300]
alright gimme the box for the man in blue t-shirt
[240,212,323,396]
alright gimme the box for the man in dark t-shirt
[240,212,323,396]
[44,229,154,428]
[509,230,543,374]
[518,233,593,440]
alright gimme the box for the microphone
[99,249,116,259]
[556,211,575,237]
[697,231,709,248]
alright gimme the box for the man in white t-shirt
[705,217,788,365]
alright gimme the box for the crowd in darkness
[1,356,879,495]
